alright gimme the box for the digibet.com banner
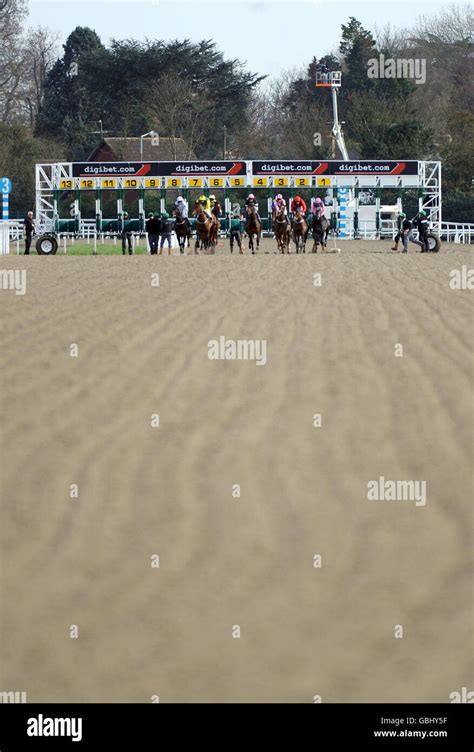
[72,161,247,178]
[251,160,419,176]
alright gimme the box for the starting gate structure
[35,159,442,238]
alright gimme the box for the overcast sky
[29,0,445,79]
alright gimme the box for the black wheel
[426,233,441,253]
[36,234,58,255]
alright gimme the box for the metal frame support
[419,161,442,233]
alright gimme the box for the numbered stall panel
[252,177,269,188]
[272,177,289,188]
[123,178,140,189]
[187,178,204,189]
[79,179,96,190]
[101,179,118,190]
[165,177,183,189]
[144,178,161,189]
[294,177,311,188]
[207,177,224,189]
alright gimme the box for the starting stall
[35,159,442,239]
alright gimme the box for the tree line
[0,0,472,220]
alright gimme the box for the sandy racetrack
[1,239,473,703]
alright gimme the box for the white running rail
[1,220,22,254]
[440,222,474,244]
[0,221,9,254]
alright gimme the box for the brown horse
[192,202,215,254]
[311,209,330,253]
[245,205,262,254]
[173,208,191,253]
[291,208,308,253]
[273,206,291,253]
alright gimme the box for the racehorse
[192,202,215,253]
[210,201,222,246]
[173,208,191,253]
[291,208,308,253]
[245,205,262,254]
[311,209,330,252]
[273,206,291,253]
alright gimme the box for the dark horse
[291,208,308,253]
[245,205,262,254]
[311,209,330,252]
[173,208,191,253]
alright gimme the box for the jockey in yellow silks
[198,195,212,218]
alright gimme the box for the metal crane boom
[331,85,349,161]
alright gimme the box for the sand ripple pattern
[1,241,473,702]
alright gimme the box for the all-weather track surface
[1,240,473,702]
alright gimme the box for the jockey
[198,194,212,219]
[209,194,222,216]
[311,196,326,217]
[271,193,288,220]
[175,195,190,228]
[175,196,188,217]
[292,195,307,216]
[245,193,261,222]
